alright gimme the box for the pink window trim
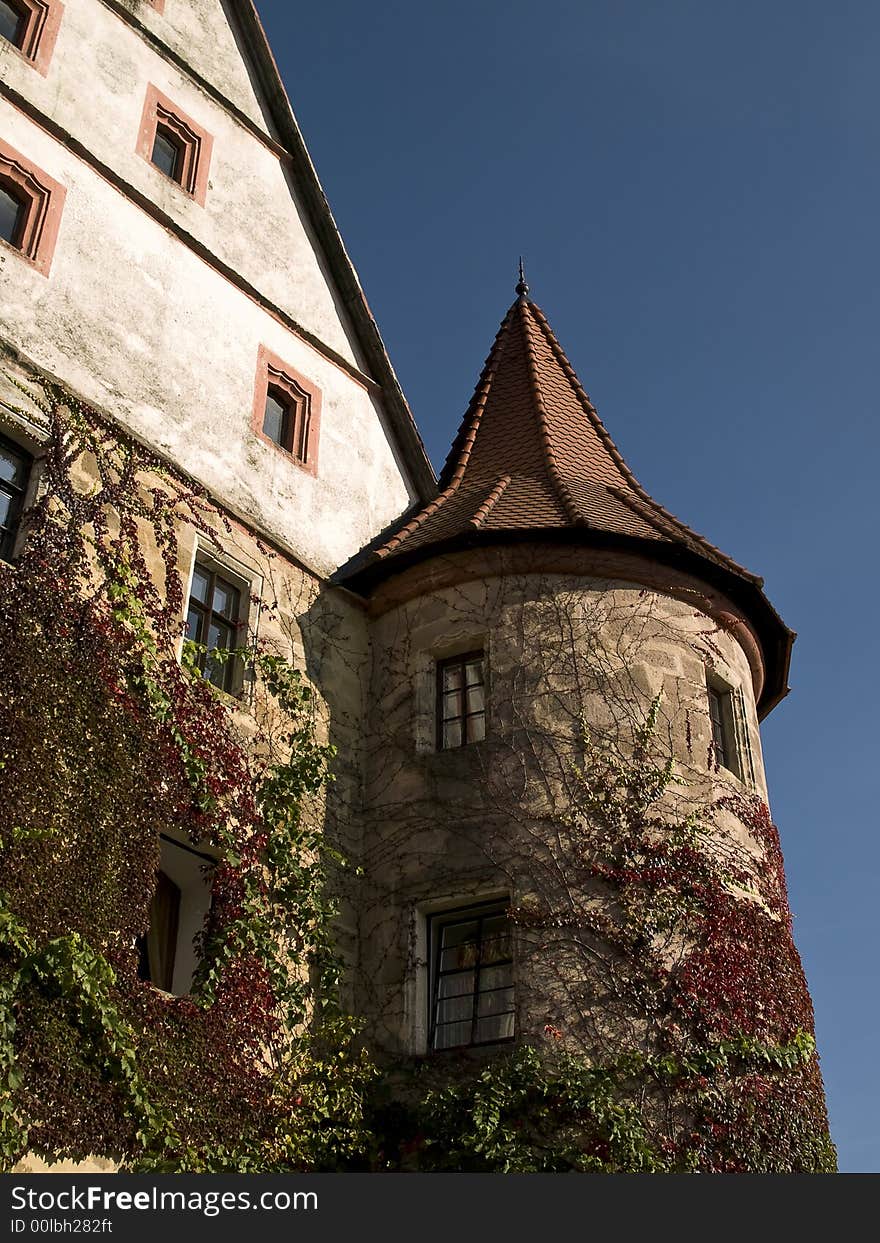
[0,136,66,276]
[136,84,213,206]
[1,0,64,77]
[251,346,321,477]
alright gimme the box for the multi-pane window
[0,179,25,248]
[708,682,740,777]
[429,903,514,1050]
[0,0,25,48]
[185,562,243,692]
[151,123,184,183]
[437,652,486,749]
[0,434,31,561]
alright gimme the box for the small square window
[0,0,63,75]
[707,680,741,778]
[185,559,246,693]
[251,346,321,474]
[0,138,66,275]
[429,902,514,1050]
[137,85,213,205]
[0,432,33,562]
[437,651,486,749]
[0,0,26,47]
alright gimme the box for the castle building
[1,1,829,1169]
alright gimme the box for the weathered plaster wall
[124,0,272,133]
[0,96,414,573]
[355,558,770,1057]
[1,0,360,360]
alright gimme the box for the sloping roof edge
[229,1,436,500]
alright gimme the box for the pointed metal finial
[516,256,529,299]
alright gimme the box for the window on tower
[428,901,514,1050]
[707,679,741,778]
[437,651,486,749]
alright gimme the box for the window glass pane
[475,1012,514,1043]
[442,663,462,692]
[465,683,484,715]
[189,567,210,605]
[0,442,26,486]
[0,1,24,47]
[434,1018,471,1050]
[185,604,202,641]
[262,391,289,446]
[477,986,514,1019]
[442,719,461,749]
[151,128,181,180]
[212,577,239,619]
[0,491,12,528]
[207,619,233,653]
[465,659,484,687]
[0,182,24,247]
[438,970,475,1000]
[442,687,462,720]
[479,963,513,992]
[468,713,486,743]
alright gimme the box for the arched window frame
[0,137,66,275]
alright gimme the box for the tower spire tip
[516,256,529,299]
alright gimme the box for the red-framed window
[0,0,63,76]
[251,345,321,475]
[0,137,66,275]
[136,84,213,205]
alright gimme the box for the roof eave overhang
[338,527,794,719]
[229,2,436,500]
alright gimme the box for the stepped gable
[339,286,794,716]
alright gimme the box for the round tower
[340,278,832,1172]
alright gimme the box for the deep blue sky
[256,0,878,1172]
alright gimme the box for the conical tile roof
[340,291,794,715]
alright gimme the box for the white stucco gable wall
[1,0,371,369]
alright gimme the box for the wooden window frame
[0,0,63,77]
[0,430,33,562]
[136,84,213,205]
[436,650,486,750]
[185,558,247,695]
[0,137,66,275]
[251,345,321,475]
[428,900,514,1052]
[707,678,741,779]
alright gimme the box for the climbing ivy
[0,382,374,1172]
[370,700,836,1173]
